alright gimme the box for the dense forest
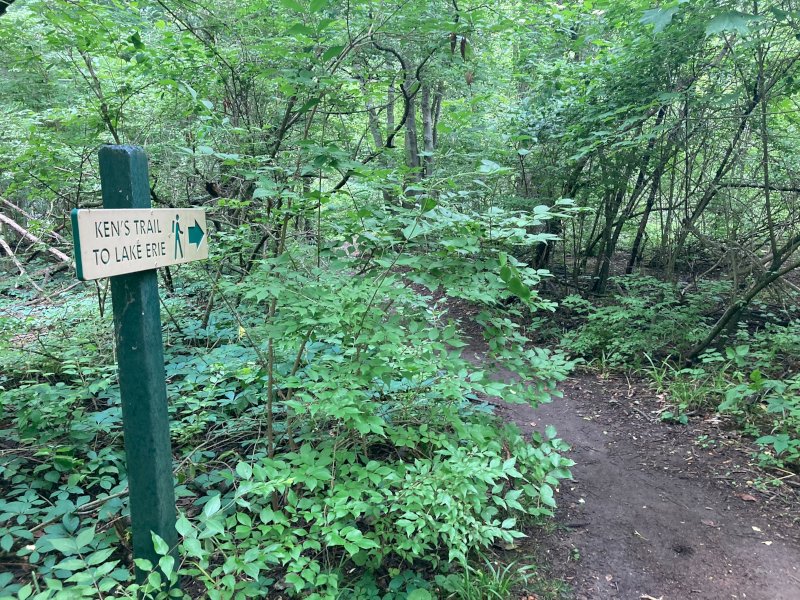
[1,0,799,598]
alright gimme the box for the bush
[644,323,800,471]
[1,201,575,597]
[559,275,723,366]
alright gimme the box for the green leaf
[159,555,175,578]
[640,7,679,33]
[540,483,556,507]
[147,571,163,589]
[55,558,86,571]
[175,515,193,537]
[62,513,79,533]
[75,526,95,549]
[253,187,272,200]
[285,572,305,591]
[134,558,153,571]
[151,533,170,556]
[128,32,145,50]
[297,97,320,115]
[477,159,505,174]
[183,537,203,558]
[407,591,432,600]
[279,0,304,10]
[705,11,758,36]
[322,45,344,62]
[86,547,116,566]
[769,434,790,455]
[310,0,330,13]
[402,222,420,240]
[236,462,253,480]
[507,277,531,301]
[420,197,437,212]
[286,23,315,37]
[48,537,78,554]
[203,494,222,518]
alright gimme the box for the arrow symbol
[188,220,205,248]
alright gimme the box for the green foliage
[435,558,534,600]
[645,322,800,470]
[1,190,575,597]
[22,0,800,594]
[169,420,570,597]
[559,276,719,366]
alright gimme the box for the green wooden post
[99,145,178,582]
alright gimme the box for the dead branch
[1,196,68,244]
[0,236,44,292]
[0,212,72,265]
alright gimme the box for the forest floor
[458,320,800,600]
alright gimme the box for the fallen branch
[0,236,44,292]
[0,197,67,244]
[0,212,72,265]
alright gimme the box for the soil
[461,339,800,600]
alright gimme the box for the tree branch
[0,0,16,16]
[0,212,72,265]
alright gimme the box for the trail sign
[76,145,206,587]
[71,207,208,280]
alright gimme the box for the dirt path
[467,347,800,600]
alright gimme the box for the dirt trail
[469,348,800,600]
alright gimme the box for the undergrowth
[0,200,576,598]
[559,275,800,472]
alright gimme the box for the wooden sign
[91,145,182,587]
[71,207,208,280]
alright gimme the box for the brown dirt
[461,337,800,600]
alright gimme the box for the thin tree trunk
[627,163,665,273]
[366,100,383,150]
[421,84,435,178]
[404,94,420,178]
[432,82,443,148]
[387,83,395,137]
[592,185,626,293]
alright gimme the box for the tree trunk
[421,84,435,178]
[688,269,783,361]
[591,186,625,293]
[387,83,395,138]
[365,99,383,150]
[404,94,420,181]
[432,82,443,148]
[626,163,665,273]
[590,160,634,293]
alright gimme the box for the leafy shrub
[172,418,571,598]
[646,323,800,471]
[560,275,723,366]
[1,196,576,597]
